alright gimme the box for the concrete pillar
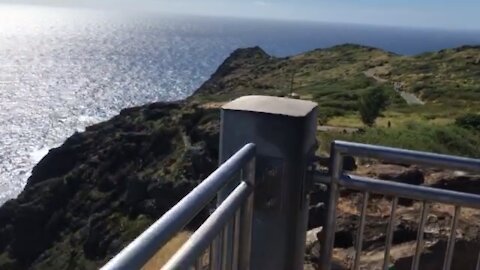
[219,95,318,270]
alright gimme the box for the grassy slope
[195,44,480,157]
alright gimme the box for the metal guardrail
[103,134,480,270]
[319,140,480,270]
[102,143,256,270]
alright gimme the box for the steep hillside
[194,44,480,155]
[195,44,479,122]
[389,45,480,104]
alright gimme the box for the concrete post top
[222,95,317,117]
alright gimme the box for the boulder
[316,155,357,171]
[427,173,480,194]
[362,164,424,185]
[306,227,322,248]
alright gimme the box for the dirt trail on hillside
[317,125,359,133]
[364,67,425,105]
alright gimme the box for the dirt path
[393,82,425,105]
[317,125,359,133]
[364,69,388,83]
[364,67,425,105]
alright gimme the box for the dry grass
[337,195,403,218]
[142,231,191,270]
[326,112,454,129]
[199,102,226,109]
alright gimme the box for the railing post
[238,157,255,270]
[319,145,342,270]
[217,95,318,270]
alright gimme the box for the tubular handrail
[320,140,480,270]
[334,140,480,173]
[163,181,253,269]
[102,143,256,270]
[340,174,480,209]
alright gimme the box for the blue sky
[2,0,480,30]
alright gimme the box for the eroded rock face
[0,103,220,269]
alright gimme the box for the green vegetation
[193,44,480,158]
[293,75,403,124]
[358,87,389,126]
[319,122,480,158]
[455,114,480,131]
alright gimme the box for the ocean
[1,4,480,204]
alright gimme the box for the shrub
[358,87,389,126]
[455,114,480,130]
[319,123,480,158]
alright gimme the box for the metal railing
[102,143,256,270]
[319,140,480,270]
[102,135,480,270]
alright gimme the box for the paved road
[364,68,425,105]
[393,83,425,105]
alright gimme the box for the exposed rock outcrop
[359,164,424,185]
